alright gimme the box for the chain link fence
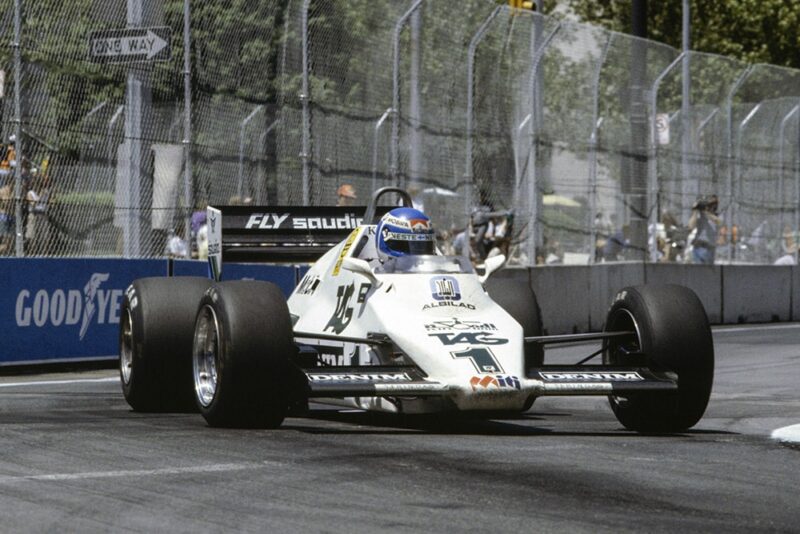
[1,0,799,265]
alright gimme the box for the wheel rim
[193,305,221,408]
[120,308,134,385]
[604,308,643,409]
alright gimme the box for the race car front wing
[301,365,677,399]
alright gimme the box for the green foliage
[567,0,800,70]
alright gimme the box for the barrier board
[171,260,298,296]
[0,258,167,365]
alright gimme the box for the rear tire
[604,284,714,432]
[120,277,211,412]
[192,281,299,428]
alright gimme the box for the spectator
[27,168,51,256]
[23,166,39,248]
[773,225,799,265]
[601,225,631,262]
[190,202,207,259]
[688,195,721,265]
[0,185,13,254]
[660,210,687,262]
[165,227,189,258]
[336,184,357,207]
[0,135,17,181]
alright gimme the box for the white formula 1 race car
[119,187,714,432]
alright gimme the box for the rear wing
[207,205,385,281]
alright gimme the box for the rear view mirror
[478,254,506,284]
[341,257,382,288]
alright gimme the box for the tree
[566,0,800,70]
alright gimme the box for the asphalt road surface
[1,324,798,532]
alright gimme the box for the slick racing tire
[603,284,714,433]
[192,281,299,429]
[486,273,543,412]
[120,277,211,412]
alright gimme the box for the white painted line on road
[713,323,800,334]
[771,424,800,444]
[0,377,119,388]
[0,461,280,484]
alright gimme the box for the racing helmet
[376,207,436,260]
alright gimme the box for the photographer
[688,194,721,265]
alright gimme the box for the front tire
[120,277,211,412]
[604,284,714,432]
[192,281,299,428]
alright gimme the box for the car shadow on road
[284,410,737,437]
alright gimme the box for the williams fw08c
[119,187,714,432]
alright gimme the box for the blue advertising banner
[171,260,299,297]
[0,258,167,365]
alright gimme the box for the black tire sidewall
[605,284,714,431]
[120,277,211,412]
[196,281,296,428]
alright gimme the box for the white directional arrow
[144,30,168,59]
[91,29,169,60]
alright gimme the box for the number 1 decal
[451,347,503,374]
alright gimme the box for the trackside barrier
[1,258,302,366]
[171,260,299,297]
[499,264,800,335]
[794,268,800,322]
[720,265,792,324]
[2,259,799,364]
[0,258,168,365]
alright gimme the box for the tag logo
[324,284,355,334]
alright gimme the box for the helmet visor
[384,231,436,255]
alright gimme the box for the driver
[375,207,436,262]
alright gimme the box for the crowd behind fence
[1,0,799,266]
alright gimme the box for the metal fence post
[733,102,763,258]
[256,118,280,204]
[648,52,685,262]
[514,114,531,189]
[124,0,144,258]
[391,0,425,188]
[681,1,692,220]
[82,100,108,252]
[465,6,502,246]
[778,104,799,243]
[238,105,264,199]
[587,33,613,264]
[724,65,754,262]
[372,108,393,193]
[301,0,311,205]
[525,21,560,266]
[182,0,193,244]
[13,0,23,257]
[697,107,719,138]
[795,107,800,264]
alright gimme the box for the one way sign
[88,27,172,64]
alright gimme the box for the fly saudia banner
[0,258,167,364]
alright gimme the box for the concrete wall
[498,263,800,335]
[721,265,793,323]
[793,266,800,322]
[645,264,722,324]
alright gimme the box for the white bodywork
[288,225,531,413]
